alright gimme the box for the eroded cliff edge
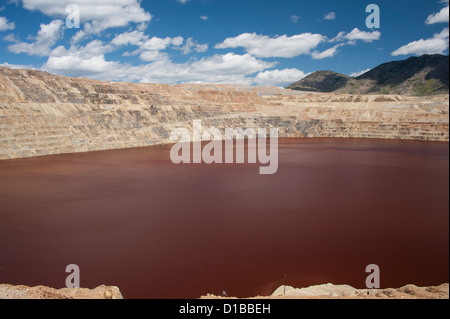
[1,283,448,299]
[0,66,448,160]
[0,284,123,299]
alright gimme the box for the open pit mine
[0,66,449,300]
[0,66,448,160]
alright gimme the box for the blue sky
[0,0,448,86]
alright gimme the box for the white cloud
[45,55,120,77]
[435,27,450,39]
[112,31,184,51]
[311,44,344,59]
[144,36,183,51]
[70,30,86,44]
[188,53,274,77]
[291,15,300,23]
[0,16,15,31]
[200,16,208,21]
[111,31,190,61]
[0,62,36,70]
[323,12,336,20]
[139,50,169,62]
[44,40,125,78]
[254,68,308,86]
[426,3,449,24]
[111,30,146,46]
[392,27,449,56]
[51,39,114,58]
[20,0,151,36]
[180,38,208,54]
[3,33,19,42]
[350,69,370,77]
[332,28,381,43]
[391,38,448,56]
[393,2,449,56]
[7,19,64,56]
[177,0,189,3]
[215,32,326,58]
[42,47,275,85]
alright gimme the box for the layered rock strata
[0,67,448,160]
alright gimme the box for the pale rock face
[0,284,124,299]
[202,283,450,299]
[271,283,450,299]
[0,66,448,160]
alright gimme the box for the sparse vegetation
[413,79,444,96]
[287,54,449,96]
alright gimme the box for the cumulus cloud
[51,39,114,58]
[0,62,36,70]
[7,19,64,56]
[111,30,147,46]
[3,33,19,42]
[42,48,276,85]
[20,0,151,37]
[112,31,204,61]
[139,50,169,62]
[44,39,129,78]
[0,16,15,31]
[393,2,449,56]
[332,28,381,43]
[139,36,184,52]
[426,1,449,24]
[215,32,326,58]
[254,68,308,86]
[350,69,370,77]
[392,27,449,56]
[180,38,208,54]
[435,27,450,39]
[188,53,274,77]
[323,12,336,20]
[1,3,387,86]
[311,44,344,59]
[45,55,122,78]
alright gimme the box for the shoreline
[1,283,448,299]
[202,283,450,300]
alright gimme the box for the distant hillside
[287,70,350,93]
[287,54,449,96]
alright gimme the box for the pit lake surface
[0,138,448,298]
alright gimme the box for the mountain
[286,70,350,93]
[287,54,449,96]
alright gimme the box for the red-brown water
[0,138,448,299]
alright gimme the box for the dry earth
[1,283,448,299]
[202,283,450,300]
[0,284,123,299]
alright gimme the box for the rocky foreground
[1,283,448,299]
[0,284,123,299]
[202,283,450,300]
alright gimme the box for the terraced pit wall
[0,66,448,160]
